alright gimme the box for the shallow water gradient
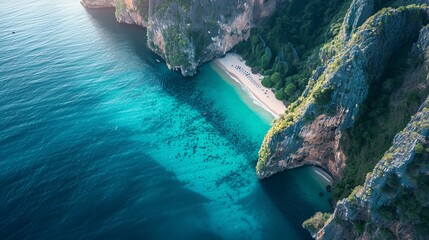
[0,1,331,239]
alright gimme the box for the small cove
[0,1,332,239]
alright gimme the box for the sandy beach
[311,166,334,184]
[213,53,286,117]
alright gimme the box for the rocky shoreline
[81,0,281,76]
[81,0,429,238]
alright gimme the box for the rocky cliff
[81,1,429,238]
[314,94,429,239]
[82,0,280,75]
[81,0,115,8]
[305,22,429,240]
[256,2,429,180]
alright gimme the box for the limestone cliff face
[81,0,115,8]
[316,95,429,240]
[81,0,148,26]
[341,0,374,41]
[256,2,429,180]
[311,24,429,240]
[82,0,280,75]
[115,0,149,27]
[146,0,281,75]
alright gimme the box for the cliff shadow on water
[84,7,271,163]
[85,7,338,185]
[83,6,334,240]
[84,8,164,70]
[259,167,334,215]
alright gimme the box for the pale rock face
[318,96,429,240]
[82,0,150,26]
[310,24,429,240]
[81,0,115,8]
[256,4,428,180]
[342,0,375,40]
[146,0,280,75]
[115,0,148,27]
[82,0,281,76]
[253,0,277,20]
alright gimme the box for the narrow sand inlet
[214,53,287,117]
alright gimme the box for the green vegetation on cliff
[163,25,191,68]
[155,0,193,14]
[257,4,428,179]
[333,37,429,200]
[313,86,334,105]
[375,142,429,236]
[236,0,351,101]
[303,212,332,236]
[415,142,425,154]
[115,0,124,17]
[134,0,150,21]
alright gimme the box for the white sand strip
[312,166,333,184]
[213,53,286,118]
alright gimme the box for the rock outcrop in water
[82,1,429,238]
[256,2,429,180]
[82,0,280,76]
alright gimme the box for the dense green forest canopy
[236,0,401,102]
[243,0,427,203]
[236,0,351,101]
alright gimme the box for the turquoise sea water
[0,1,331,239]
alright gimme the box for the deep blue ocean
[0,1,332,239]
